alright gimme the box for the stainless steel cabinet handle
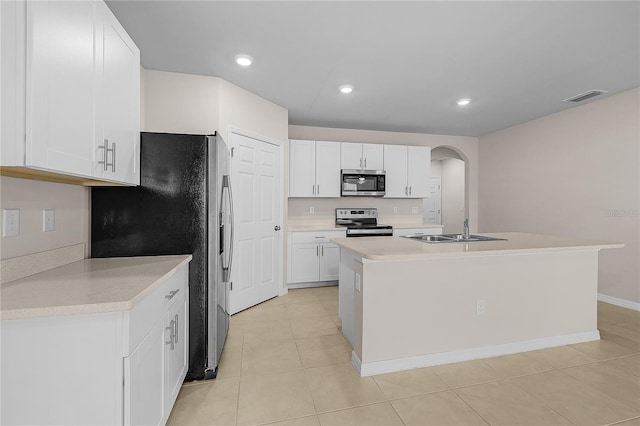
[409,186,412,196]
[312,184,316,195]
[100,139,116,172]
[317,184,319,195]
[364,158,367,168]
[174,314,179,344]
[165,289,180,300]
[165,320,175,350]
[322,245,324,256]
[274,225,281,231]
[360,158,362,168]
[98,140,108,171]
[316,245,319,256]
[405,186,408,196]
[110,142,116,172]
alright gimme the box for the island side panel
[358,250,599,366]
[338,248,357,346]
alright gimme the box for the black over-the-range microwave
[341,169,386,197]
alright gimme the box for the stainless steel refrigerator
[91,132,233,381]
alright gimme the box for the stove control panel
[336,208,378,220]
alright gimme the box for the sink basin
[403,234,506,243]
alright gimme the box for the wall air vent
[562,90,608,103]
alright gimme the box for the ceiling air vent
[562,90,608,103]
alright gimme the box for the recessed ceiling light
[339,85,354,94]
[456,98,471,106]
[235,54,253,67]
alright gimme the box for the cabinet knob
[274,225,281,231]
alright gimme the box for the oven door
[341,170,385,197]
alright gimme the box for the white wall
[478,88,640,304]
[287,125,479,228]
[143,70,220,134]
[440,158,466,234]
[0,177,89,260]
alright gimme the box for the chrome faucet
[463,219,470,239]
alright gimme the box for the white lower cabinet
[288,231,345,285]
[1,263,189,426]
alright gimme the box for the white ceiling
[106,1,640,137]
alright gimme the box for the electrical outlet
[309,206,315,214]
[476,299,486,315]
[43,209,55,232]
[2,209,20,237]
[393,206,398,214]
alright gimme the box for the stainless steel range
[335,208,393,237]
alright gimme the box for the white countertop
[1,255,192,320]
[330,232,623,260]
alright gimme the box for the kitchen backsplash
[288,197,423,219]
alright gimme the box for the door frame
[229,127,286,299]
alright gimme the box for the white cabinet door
[290,243,320,283]
[315,141,341,197]
[319,243,340,281]
[289,139,316,197]
[407,146,430,198]
[383,145,408,198]
[340,142,363,169]
[26,0,98,178]
[362,143,384,170]
[98,3,140,184]
[125,319,165,426]
[164,293,188,418]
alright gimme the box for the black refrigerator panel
[91,132,210,381]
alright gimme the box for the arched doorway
[425,147,468,234]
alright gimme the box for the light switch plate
[43,209,55,232]
[2,209,20,237]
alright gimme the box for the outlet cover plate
[2,209,20,237]
[43,209,55,232]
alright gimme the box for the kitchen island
[332,232,622,376]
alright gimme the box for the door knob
[274,225,281,231]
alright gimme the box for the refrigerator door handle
[222,175,234,283]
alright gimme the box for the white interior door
[424,176,442,224]
[229,132,282,314]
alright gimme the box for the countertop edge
[330,233,624,261]
[1,255,193,321]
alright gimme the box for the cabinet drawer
[292,230,345,244]
[127,266,188,354]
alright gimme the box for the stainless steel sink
[403,233,506,243]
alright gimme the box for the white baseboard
[352,330,600,377]
[287,281,338,289]
[598,293,640,312]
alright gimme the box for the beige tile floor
[168,287,640,426]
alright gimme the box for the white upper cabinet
[97,3,140,184]
[1,0,140,185]
[407,145,431,198]
[26,0,98,178]
[383,145,409,198]
[289,140,340,197]
[383,145,431,198]
[340,142,383,170]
